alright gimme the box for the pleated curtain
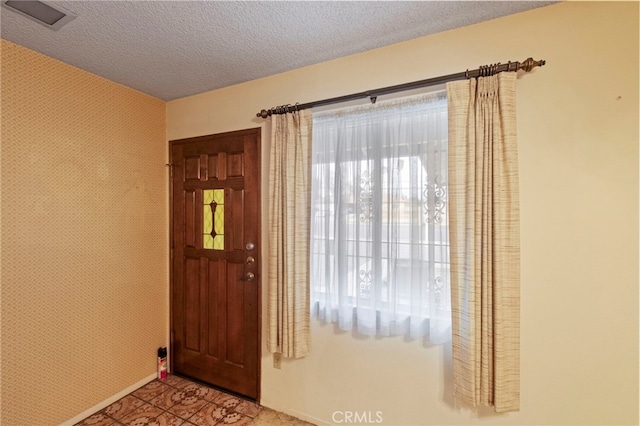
[446,72,521,412]
[267,110,312,359]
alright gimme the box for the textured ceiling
[1,1,554,101]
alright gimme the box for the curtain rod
[256,57,545,118]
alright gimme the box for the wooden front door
[170,128,260,400]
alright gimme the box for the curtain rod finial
[520,58,546,73]
[257,109,271,119]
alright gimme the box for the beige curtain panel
[447,72,521,413]
[267,110,312,359]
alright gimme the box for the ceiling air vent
[1,0,76,30]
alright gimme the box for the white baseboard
[259,398,329,426]
[61,372,157,426]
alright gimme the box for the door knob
[246,256,255,265]
[241,272,255,282]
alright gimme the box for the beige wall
[167,2,639,425]
[1,40,168,425]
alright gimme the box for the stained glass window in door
[203,189,224,250]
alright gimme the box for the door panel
[170,128,260,400]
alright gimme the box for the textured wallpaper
[1,40,168,425]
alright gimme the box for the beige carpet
[250,407,315,425]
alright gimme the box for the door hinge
[166,163,174,177]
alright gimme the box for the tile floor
[75,374,314,426]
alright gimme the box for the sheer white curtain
[310,91,451,343]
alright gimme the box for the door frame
[168,128,262,401]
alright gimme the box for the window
[310,91,451,342]
[203,189,224,250]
